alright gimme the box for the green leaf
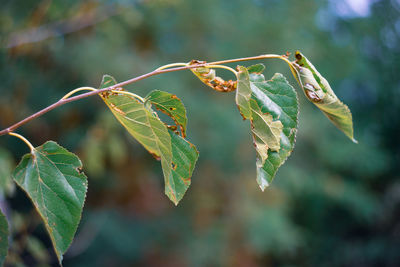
[247,63,266,74]
[0,210,9,266]
[0,148,15,197]
[12,141,88,263]
[236,66,252,119]
[249,72,299,190]
[146,90,188,137]
[167,130,199,204]
[293,51,356,143]
[99,75,179,203]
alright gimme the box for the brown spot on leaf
[171,162,177,170]
[154,105,185,137]
[190,59,206,65]
[110,103,126,115]
[206,78,237,92]
[295,51,302,60]
[100,91,110,98]
[167,125,178,131]
[305,89,322,103]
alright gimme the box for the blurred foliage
[0,0,399,266]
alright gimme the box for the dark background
[0,0,399,266]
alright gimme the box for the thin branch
[9,132,35,152]
[0,54,298,136]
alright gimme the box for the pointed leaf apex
[258,179,269,191]
[236,66,252,120]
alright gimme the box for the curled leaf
[250,99,283,156]
[236,66,252,120]
[293,51,356,143]
[189,60,236,92]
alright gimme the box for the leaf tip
[259,183,269,192]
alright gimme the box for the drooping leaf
[12,141,88,263]
[236,66,252,119]
[249,72,299,190]
[167,130,199,204]
[0,148,15,197]
[293,51,356,143]
[100,75,184,204]
[0,209,8,266]
[146,90,188,137]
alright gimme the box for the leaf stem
[8,132,35,152]
[0,53,301,136]
[61,87,98,100]
[156,63,188,71]
[207,65,238,75]
[110,90,145,102]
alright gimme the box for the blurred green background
[0,0,399,266]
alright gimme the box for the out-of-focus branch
[5,5,120,48]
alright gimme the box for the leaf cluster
[0,51,355,265]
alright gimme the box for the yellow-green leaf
[293,51,356,143]
[250,99,283,155]
[12,141,88,263]
[99,75,185,204]
[236,66,252,119]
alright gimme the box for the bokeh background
[0,0,399,266]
